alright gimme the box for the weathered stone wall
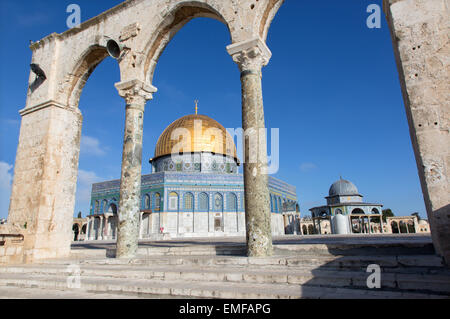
[384,0,450,263]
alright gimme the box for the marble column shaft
[115,80,156,258]
[227,38,273,257]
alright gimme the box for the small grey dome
[329,178,359,196]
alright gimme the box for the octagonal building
[86,112,300,241]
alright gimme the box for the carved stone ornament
[115,79,157,106]
[227,37,272,72]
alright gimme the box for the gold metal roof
[154,114,238,160]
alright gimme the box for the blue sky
[0,0,426,219]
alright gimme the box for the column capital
[226,37,272,73]
[115,79,157,106]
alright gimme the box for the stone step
[69,254,445,273]
[1,261,449,294]
[71,240,435,259]
[0,286,152,299]
[275,242,435,256]
[0,272,446,299]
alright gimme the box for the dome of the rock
[154,114,237,161]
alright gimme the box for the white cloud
[300,162,318,172]
[74,169,106,217]
[76,169,104,202]
[0,162,13,219]
[80,135,107,157]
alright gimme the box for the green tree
[382,209,394,222]
[411,212,421,221]
[77,211,82,219]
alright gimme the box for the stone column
[89,218,94,240]
[138,212,144,240]
[98,216,104,240]
[7,101,82,262]
[227,38,273,257]
[103,216,109,240]
[380,216,384,234]
[383,0,450,263]
[115,80,156,258]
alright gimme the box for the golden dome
[153,114,238,161]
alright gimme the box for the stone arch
[108,203,118,215]
[351,208,365,215]
[391,221,399,233]
[142,2,231,84]
[65,45,111,109]
[302,225,308,235]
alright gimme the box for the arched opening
[72,224,80,241]
[144,194,151,210]
[391,221,399,234]
[70,45,121,226]
[302,225,308,235]
[142,3,231,84]
[399,221,408,234]
[351,208,365,215]
[407,221,416,233]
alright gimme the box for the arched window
[227,193,237,212]
[199,193,209,211]
[144,194,151,209]
[184,193,194,211]
[274,196,278,213]
[372,208,380,214]
[109,203,117,215]
[154,193,161,212]
[335,209,343,215]
[214,193,223,212]
[168,192,179,211]
[102,200,108,213]
[95,200,100,214]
